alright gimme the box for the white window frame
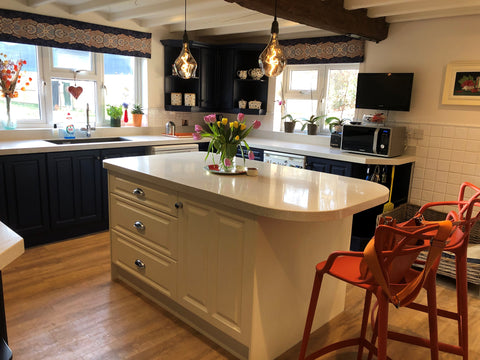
[13,43,145,128]
[277,63,359,134]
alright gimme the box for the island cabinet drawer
[109,174,178,216]
[111,231,177,299]
[110,194,178,260]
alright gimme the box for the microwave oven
[341,124,406,157]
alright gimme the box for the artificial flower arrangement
[0,52,32,129]
[193,113,261,171]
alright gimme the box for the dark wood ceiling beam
[224,0,389,42]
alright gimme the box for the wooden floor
[2,232,480,359]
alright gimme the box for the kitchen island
[103,152,389,360]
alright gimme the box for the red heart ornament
[68,86,83,99]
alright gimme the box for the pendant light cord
[184,0,187,32]
[274,0,277,21]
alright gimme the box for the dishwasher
[263,150,306,168]
[148,143,199,154]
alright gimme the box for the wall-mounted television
[355,73,414,112]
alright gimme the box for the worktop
[0,132,414,166]
[104,152,388,360]
[103,152,389,222]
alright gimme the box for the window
[274,63,359,133]
[0,42,40,124]
[0,41,145,128]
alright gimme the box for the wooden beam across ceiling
[224,0,389,41]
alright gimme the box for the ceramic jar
[248,68,263,80]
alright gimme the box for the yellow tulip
[235,135,240,141]
[222,118,228,125]
[233,121,239,129]
[217,121,221,127]
[240,123,246,130]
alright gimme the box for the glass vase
[220,154,236,173]
[3,97,16,130]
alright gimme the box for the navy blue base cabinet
[0,146,146,248]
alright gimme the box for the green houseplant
[131,104,144,127]
[324,116,346,133]
[281,114,301,133]
[107,105,122,127]
[301,115,326,135]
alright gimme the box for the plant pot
[333,125,343,133]
[132,114,143,127]
[284,122,295,133]
[307,124,318,135]
[110,117,121,127]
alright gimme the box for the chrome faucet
[81,103,95,137]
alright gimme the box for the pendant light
[174,0,197,79]
[259,0,287,77]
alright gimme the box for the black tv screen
[355,73,414,111]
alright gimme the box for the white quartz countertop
[104,152,389,222]
[0,132,415,165]
[0,222,24,270]
[0,135,206,156]
[246,136,416,165]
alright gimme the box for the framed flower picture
[442,61,480,105]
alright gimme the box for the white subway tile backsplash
[408,122,480,206]
[430,127,443,137]
[425,158,438,170]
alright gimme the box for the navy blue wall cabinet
[161,40,268,115]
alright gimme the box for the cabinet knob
[175,202,183,209]
[134,259,145,269]
[132,188,145,196]
[133,221,145,231]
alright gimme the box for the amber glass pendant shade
[174,32,197,79]
[259,12,287,77]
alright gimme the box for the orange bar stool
[298,219,455,360]
[389,183,480,359]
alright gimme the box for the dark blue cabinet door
[3,153,49,244]
[47,150,102,230]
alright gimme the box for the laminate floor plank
[2,231,480,359]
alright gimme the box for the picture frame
[442,61,480,105]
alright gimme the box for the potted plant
[281,114,300,133]
[324,116,346,133]
[107,105,122,127]
[131,104,144,127]
[301,115,326,135]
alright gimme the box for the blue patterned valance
[280,35,364,64]
[0,9,151,58]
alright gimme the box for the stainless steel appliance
[165,121,176,135]
[341,124,406,157]
[149,143,199,154]
[263,150,305,168]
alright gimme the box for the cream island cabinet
[104,152,389,360]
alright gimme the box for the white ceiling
[11,0,480,41]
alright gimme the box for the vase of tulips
[193,113,261,173]
[0,53,31,129]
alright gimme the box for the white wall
[362,15,480,207]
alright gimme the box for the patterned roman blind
[280,35,364,64]
[0,8,151,58]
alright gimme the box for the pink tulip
[192,132,202,140]
[204,114,216,123]
[195,124,203,132]
[253,120,261,129]
[248,151,255,160]
[224,158,231,167]
[237,113,244,121]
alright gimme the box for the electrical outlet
[182,119,188,126]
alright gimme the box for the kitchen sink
[46,137,131,145]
